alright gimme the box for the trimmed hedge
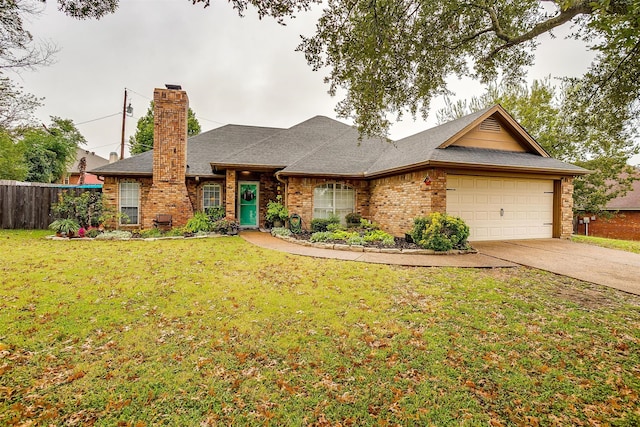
[409,213,470,252]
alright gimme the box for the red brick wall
[225,170,237,220]
[576,211,640,241]
[102,176,153,229]
[286,177,370,231]
[283,169,576,239]
[369,168,445,237]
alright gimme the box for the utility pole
[120,89,128,160]
[120,89,133,160]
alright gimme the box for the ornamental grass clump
[410,212,470,251]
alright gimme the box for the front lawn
[572,234,640,254]
[1,231,639,426]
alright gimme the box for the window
[119,182,140,225]
[202,183,222,210]
[313,183,355,222]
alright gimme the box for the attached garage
[446,175,554,241]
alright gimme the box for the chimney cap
[165,84,182,90]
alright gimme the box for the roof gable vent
[479,117,501,132]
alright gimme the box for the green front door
[239,182,258,227]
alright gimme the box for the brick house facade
[575,172,640,241]
[93,87,587,240]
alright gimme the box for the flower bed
[273,231,477,255]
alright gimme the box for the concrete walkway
[473,239,640,295]
[240,231,517,268]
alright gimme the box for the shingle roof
[213,116,355,168]
[91,107,589,178]
[606,171,640,210]
[428,146,588,174]
[91,124,283,176]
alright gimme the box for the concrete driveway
[473,239,640,295]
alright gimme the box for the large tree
[129,102,201,155]
[296,0,640,138]
[0,77,42,129]
[0,129,28,180]
[21,117,86,183]
[437,79,639,214]
[4,1,639,140]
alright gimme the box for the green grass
[1,230,639,426]
[572,234,640,254]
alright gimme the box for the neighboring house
[576,172,640,240]
[61,149,111,185]
[91,86,589,241]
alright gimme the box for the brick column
[144,87,194,229]
[560,176,574,239]
[225,170,237,220]
[429,168,447,214]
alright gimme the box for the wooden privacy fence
[0,181,102,230]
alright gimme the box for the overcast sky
[16,0,597,161]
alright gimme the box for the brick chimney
[143,86,194,228]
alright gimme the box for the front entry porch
[224,169,282,229]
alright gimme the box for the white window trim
[119,182,140,225]
[313,182,355,221]
[202,183,222,210]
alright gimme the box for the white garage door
[446,175,554,241]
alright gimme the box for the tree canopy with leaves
[20,117,86,183]
[3,0,638,140]
[129,102,201,155]
[437,79,639,214]
[295,0,640,138]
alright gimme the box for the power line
[126,87,153,101]
[76,112,121,125]
[197,116,226,125]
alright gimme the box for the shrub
[331,230,359,241]
[165,227,186,237]
[51,190,105,227]
[185,212,213,233]
[95,230,132,240]
[410,213,470,251]
[271,227,292,237]
[310,231,333,242]
[326,222,345,232]
[310,218,329,233]
[205,206,225,221]
[359,218,379,231]
[86,228,101,238]
[310,215,340,232]
[346,235,366,246]
[345,212,362,227]
[140,228,163,238]
[212,219,239,235]
[266,196,289,223]
[49,218,81,235]
[363,229,395,246]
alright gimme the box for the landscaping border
[273,233,478,255]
